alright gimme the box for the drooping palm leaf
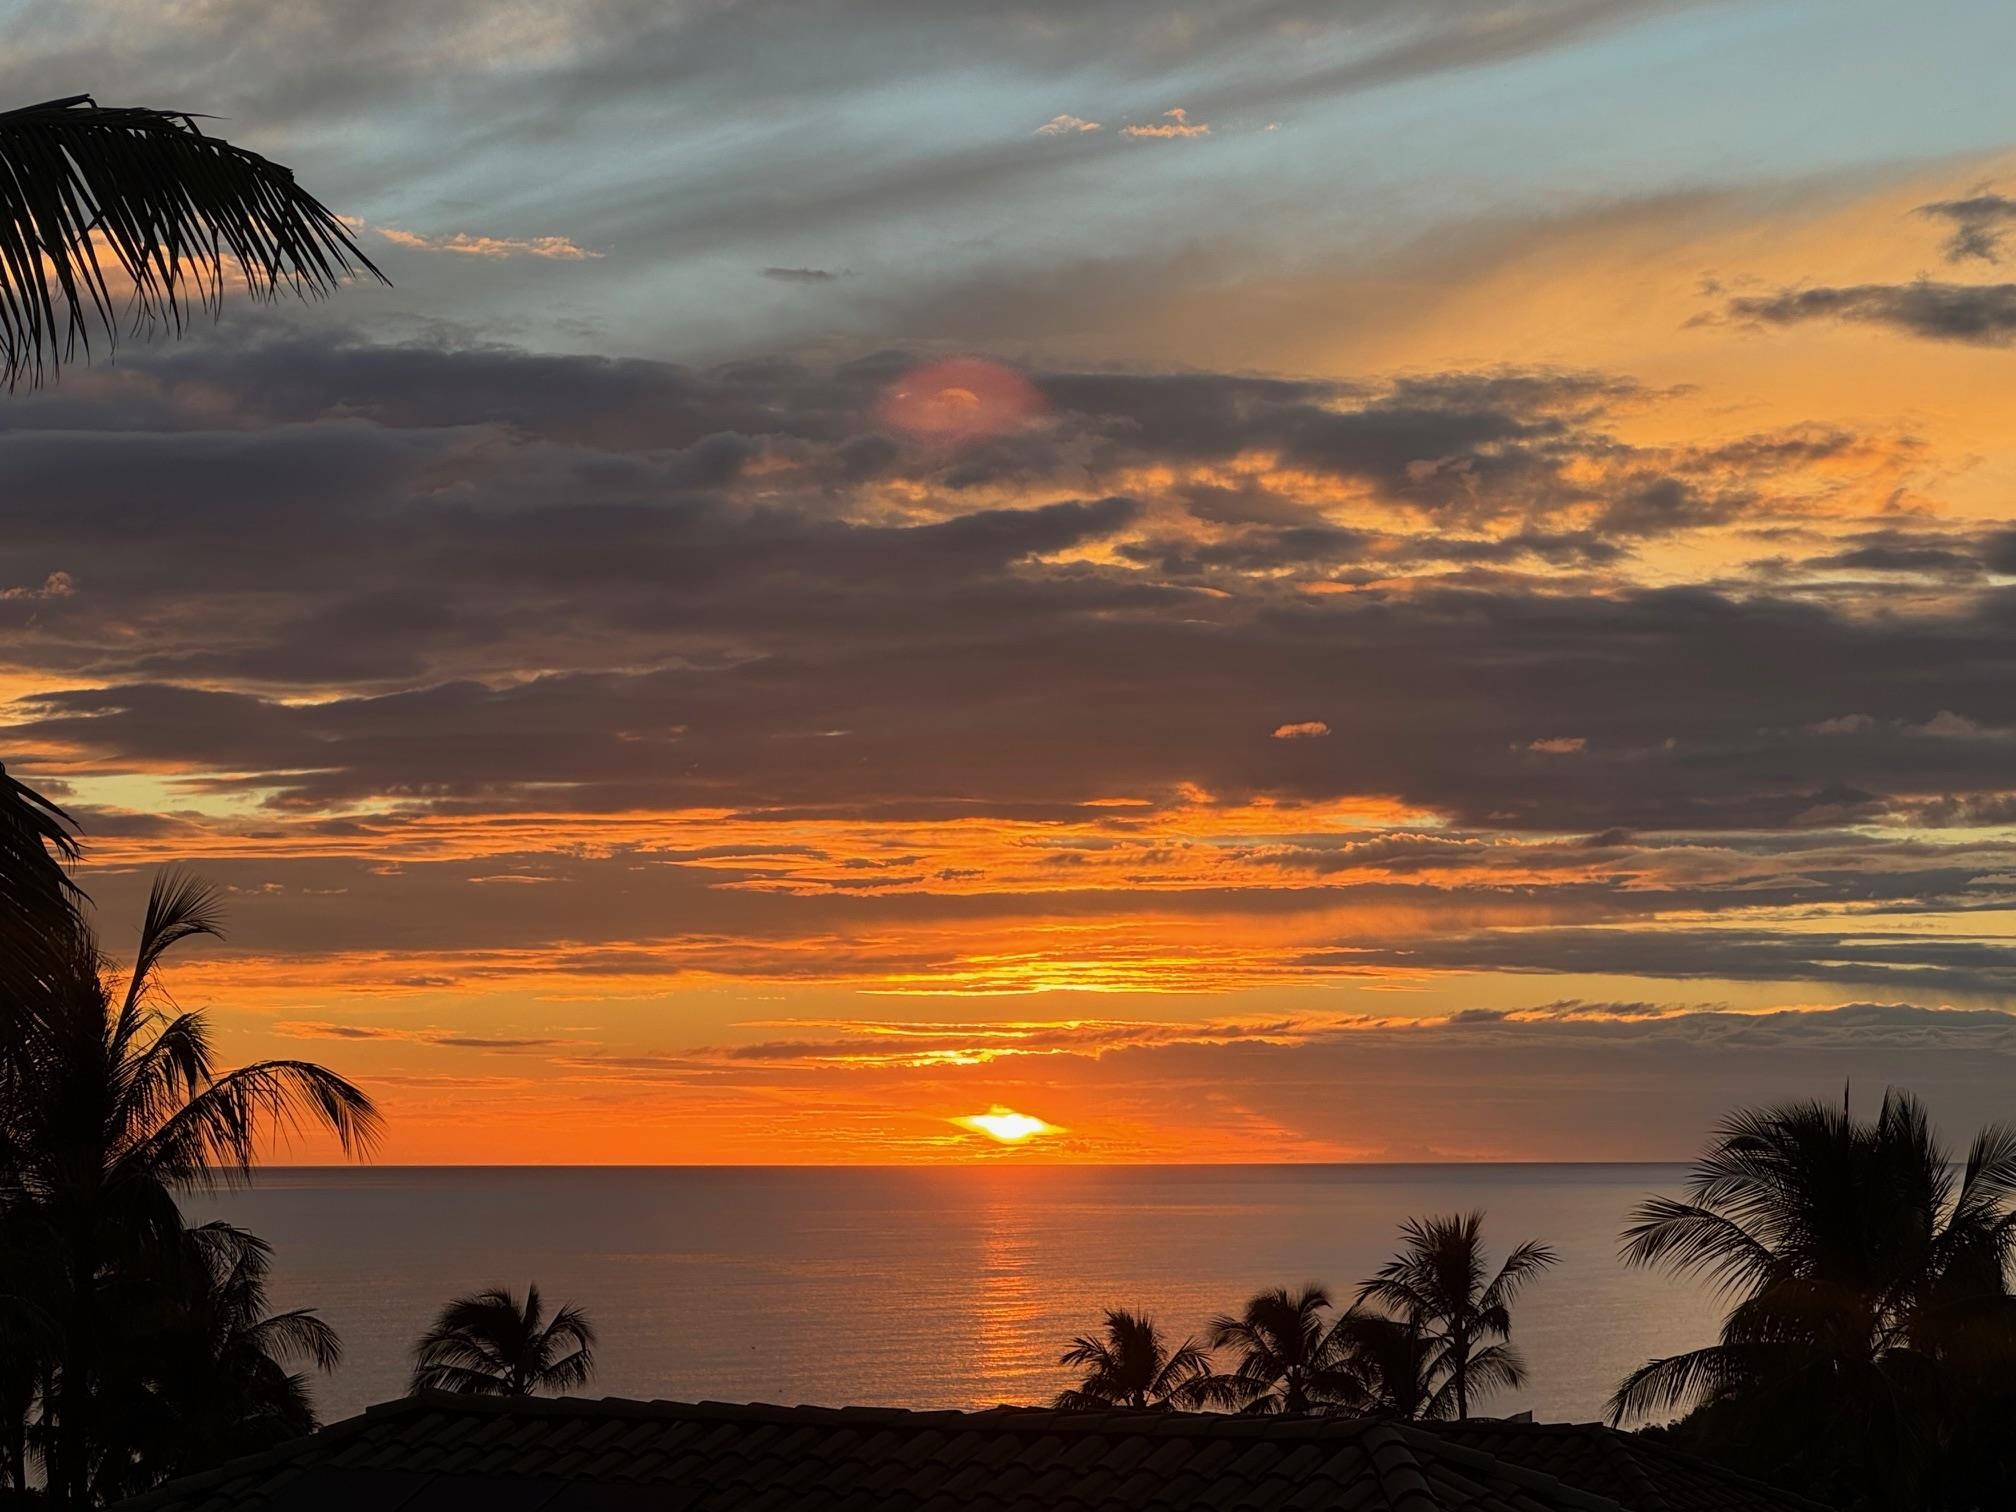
[0,94,387,387]
[0,760,81,1006]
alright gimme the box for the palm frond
[1150,1338,1215,1403]
[0,760,83,1001]
[119,1010,216,1143]
[116,869,226,1035]
[538,1301,596,1357]
[1951,1123,2016,1227]
[1456,1342,1528,1398]
[0,95,388,387]
[1478,1238,1559,1314]
[246,1308,343,1373]
[1052,1389,1115,1412]
[1605,1344,1750,1424]
[410,1360,517,1397]
[536,1345,595,1393]
[1182,1372,1262,1411]
[127,1057,382,1187]
[1058,1333,1113,1370]
[1619,1196,1776,1296]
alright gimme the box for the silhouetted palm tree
[0,94,385,387]
[411,1285,597,1397]
[1055,1308,1214,1410]
[1325,1307,1450,1422]
[1609,1089,2016,1509]
[104,1223,340,1498]
[1200,1285,1357,1415]
[1,871,379,1508]
[1355,1212,1557,1420]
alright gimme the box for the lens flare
[878,358,1043,440]
[952,1105,1059,1143]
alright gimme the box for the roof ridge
[1357,1421,1443,1512]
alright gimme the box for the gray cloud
[1727,281,2016,346]
[2,331,2012,841]
[1918,192,2016,264]
[5,329,2014,1006]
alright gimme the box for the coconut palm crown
[1200,1284,1357,1415]
[1607,1089,2016,1507]
[1055,1308,1214,1411]
[1354,1212,1557,1420]
[410,1285,598,1397]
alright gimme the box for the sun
[877,358,1043,440]
[951,1106,1059,1144]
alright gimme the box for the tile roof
[1423,1423,1826,1512]
[115,1396,1825,1512]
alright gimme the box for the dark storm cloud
[1726,281,2016,346]
[761,268,840,283]
[1918,192,2016,264]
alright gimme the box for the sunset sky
[6,0,2016,1162]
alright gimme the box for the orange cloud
[375,226,602,260]
[1122,108,1209,140]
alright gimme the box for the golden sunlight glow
[952,1106,1059,1144]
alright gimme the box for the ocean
[187,1164,1721,1426]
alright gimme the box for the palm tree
[1607,1089,2016,1509]
[411,1285,597,1397]
[0,94,385,387]
[105,1223,340,1498]
[1,870,379,1508]
[1355,1212,1557,1420]
[1200,1284,1358,1415]
[1054,1308,1214,1410]
[1324,1307,1450,1422]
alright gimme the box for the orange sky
[9,7,2016,1162]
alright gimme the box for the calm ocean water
[187,1164,1719,1426]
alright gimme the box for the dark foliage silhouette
[0,870,379,1507]
[1054,1308,1214,1410]
[0,95,385,387]
[1355,1212,1557,1420]
[411,1285,597,1397]
[0,762,79,1014]
[1198,1284,1359,1415]
[1610,1088,2016,1509]
[1323,1307,1452,1422]
[92,1223,340,1498]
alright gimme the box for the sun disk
[952,1106,1058,1143]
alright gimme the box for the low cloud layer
[2,326,2009,1050]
